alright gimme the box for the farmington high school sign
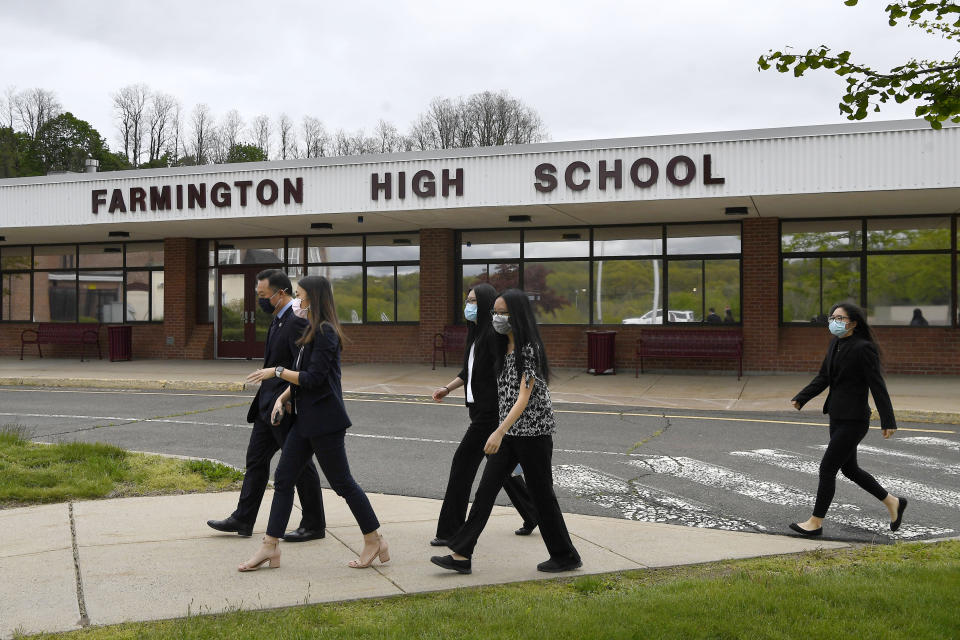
[90,153,725,213]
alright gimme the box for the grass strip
[21,540,960,640]
[0,424,243,507]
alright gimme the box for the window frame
[456,221,743,327]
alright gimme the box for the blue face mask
[828,319,849,337]
[464,302,478,322]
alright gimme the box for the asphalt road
[3,386,958,544]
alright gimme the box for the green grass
[0,425,243,507]
[22,541,960,640]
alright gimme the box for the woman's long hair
[465,283,498,359]
[296,275,346,349]
[494,288,550,385]
[831,301,882,362]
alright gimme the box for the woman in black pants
[430,283,538,546]
[790,302,907,536]
[431,289,581,574]
[239,275,387,571]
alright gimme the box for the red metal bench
[636,328,742,379]
[432,325,468,370]
[20,323,102,362]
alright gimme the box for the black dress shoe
[789,522,823,537]
[515,524,537,536]
[430,554,472,574]
[429,537,448,547]
[537,557,582,573]
[891,497,908,532]
[283,527,325,542]
[206,516,253,537]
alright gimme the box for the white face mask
[292,297,310,319]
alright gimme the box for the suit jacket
[792,335,896,430]
[246,306,309,424]
[457,331,498,418]
[291,323,352,437]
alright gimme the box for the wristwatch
[275,366,284,378]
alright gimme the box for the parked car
[622,309,697,324]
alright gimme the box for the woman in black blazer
[790,302,907,536]
[430,283,538,546]
[239,275,387,571]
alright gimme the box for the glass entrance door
[217,267,270,359]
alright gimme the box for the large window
[199,233,420,325]
[781,216,957,326]
[0,243,164,323]
[458,223,742,325]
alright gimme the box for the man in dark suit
[207,269,326,542]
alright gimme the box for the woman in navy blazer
[790,302,907,537]
[239,275,387,571]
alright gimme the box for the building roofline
[1,118,955,188]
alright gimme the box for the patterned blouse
[497,343,556,437]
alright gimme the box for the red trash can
[586,330,616,375]
[108,325,132,362]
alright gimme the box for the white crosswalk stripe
[733,448,960,510]
[627,456,953,539]
[845,443,960,475]
[898,436,960,453]
[553,464,766,532]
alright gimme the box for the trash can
[107,325,132,362]
[586,330,616,375]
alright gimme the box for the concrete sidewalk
[0,489,847,638]
[2,357,960,423]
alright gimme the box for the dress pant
[232,416,325,530]
[435,407,538,540]
[813,417,889,517]
[267,427,380,538]
[446,434,579,563]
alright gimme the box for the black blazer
[291,323,351,437]
[457,333,498,418]
[792,335,896,429]
[246,305,309,424]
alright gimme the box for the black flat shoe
[891,497,908,532]
[430,554,472,574]
[207,516,253,537]
[789,522,823,537]
[283,527,325,542]
[429,537,448,547]
[515,524,536,536]
[537,557,582,573]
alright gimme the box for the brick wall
[742,218,780,372]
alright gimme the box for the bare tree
[250,114,271,159]
[167,100,184,163]
[14,87,62,139]
[407,113,437,151]
[277,113,295,159]
[372,119,402,153]
[190,103,213,165]
[426,97,461,149]
[1,85,16,129]
[302,115,329,158]
[221,109,244,152]
[112,84,150,164]
[409,91,547,150]
[146,92,176,163]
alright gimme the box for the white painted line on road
[898,436,960,453]
[817,443,960,476]
[553,464,766,532]
[733,448,960,510]
[627,456,952,539]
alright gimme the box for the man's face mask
[258,289,281,314]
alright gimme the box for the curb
[0,377,248,393]
[4,377,960,424]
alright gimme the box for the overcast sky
[1,0,956,150]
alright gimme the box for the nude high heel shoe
[238,537,281,572]
[349,535,389,568]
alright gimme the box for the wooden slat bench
[432,325,468,370]
[20,323,102,362]
[636,328,743,379]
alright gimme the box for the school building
[1,119,958,374]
